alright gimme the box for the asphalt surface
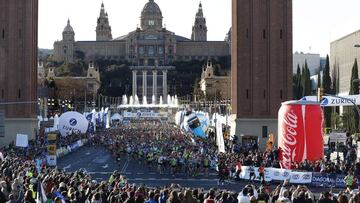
[57,145,239,190]
[57,145,344,195]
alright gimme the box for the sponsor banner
[47,145,57,155]
[278,101,324,169]
[301,95,360,107]
[123,111,168,118]
[267,168,291,181]
[289,171,312,184]
[216,119,225,152]
[58,111,89,137]
[46,155,57,166]
[311,173,344,188]
[16,134,29,147]
[239,166,272,182]
[47,133,57,141]
[239,167,311,183]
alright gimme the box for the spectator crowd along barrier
[237,166,357,188]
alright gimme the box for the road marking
[102,164,109,169]
[121,158,129,173]
[63,164,71,171]
[86,152,91,155]
[127,178,219,181]
[86,172,132,175]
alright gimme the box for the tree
[296,65,302,99]
[301,61,311,97]
[322,55,332,127]
[317,69,321,88]
[349,58,360,131]
[293,64,302,99]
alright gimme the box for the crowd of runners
[0,121,360,202]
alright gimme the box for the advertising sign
[47,145,57,155]
[47,133,57,141]
[46,155,57,166]
[289,171,313,184]
[301,95,360,107]
[311,173,346,188]
[278,101,324,169]
[58,111,89,137]
[16,134,29,147]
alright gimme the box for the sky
[39,0,360,56]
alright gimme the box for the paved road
[57,146,343,195]
[58,146,242,191]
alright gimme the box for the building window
[280,29,283,39]
[246,29,249,38]
[263,90,266,98]
[159,47,164,54]
[2,29,4,40]
[148,46,154,55]
[1,89,4,99]
[246,89,249,99]
[139,46,145,55]
[263,29,266,39]
[18,89,21,99]
[148,20,155,26]
[262,126,268,138]
[280,89,283,99]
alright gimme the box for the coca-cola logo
[280,109,298,169]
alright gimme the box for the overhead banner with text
[301,95,360,107]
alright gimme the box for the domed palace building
[53,0,229,101]
[54,0,229,64]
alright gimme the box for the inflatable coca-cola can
[278,101,324,169]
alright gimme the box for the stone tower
[87,62,100,81]
[0,0,38,145]
[231,0,292,147]
[201,60,214,79]
[191,2,207,41]
[140,0,163,30]
[96,2,112,41]
[62,19,75,62]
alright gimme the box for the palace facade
[53,0,230,65]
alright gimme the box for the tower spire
[96,1,112,41]
[192,2,207,41]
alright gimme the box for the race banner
[311,173,346,188]
[46,155,57,166]
[301,95,360,107]
[289,171,313,184]
[47,145,57,155]
[267,168,291,181]
[239,166,272,182]
[239,167,311,183]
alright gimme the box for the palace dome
[141,0,162,17]
[63,19,74,33]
